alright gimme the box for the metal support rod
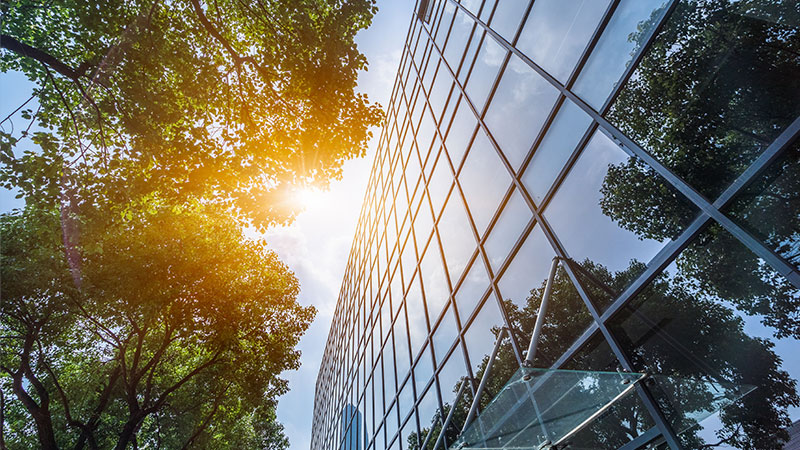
[433,379,469,450]
[419,416,440,450]
[462,327,509,434]
[525,257,560,366]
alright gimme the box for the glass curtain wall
[311,0,800,449]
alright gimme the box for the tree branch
[1,34,88,81]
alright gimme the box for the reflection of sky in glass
[459,128,511,236]
[484,187,532,270]
[420,239,449,321]
[573,0,668,109]
[517,0,610,82]
[437,344,467,405]
[489,0,528,43]
[522,97,593,205]
[544,131,666,273]
[443,8,474,69]
[437,190,476,283]
[433,304,459,365]
[455,257,490,320]
[497,224,555,309]
[485,54,559,171]
[464,33,505,112]
[444,96,478,168]
[464,297,505,373]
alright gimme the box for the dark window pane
[607,0,800,200]
[544,130,698,309]
[573,0,669,109]
[609,225,800,448]
[726,141,800,272]
[521,98,593,205]
[484,55,560,171]
[516,0,611,82]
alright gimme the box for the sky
[264,2,414,449]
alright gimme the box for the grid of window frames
[311,0,800,449]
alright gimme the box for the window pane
[516,0,611,82]
[406,273,429,360]
[725,141,800,272]
[572,0,669,109]
[496,224,555,310]
[433,303,459,366]
[464,33,506,113]
[543,130,698,309]
[420,238,450,322]
[521,98,593,205]
[484,187,532,271]
[444,95,478,169]
[607,0,800,200]
[444,8,474,69]
[458,127,511,236]
[488,0,528,43]
[609,225,800,448]
[437,190,476,284]
[484,54,560,171]
[463,297,506,375]
[454,256,490,321]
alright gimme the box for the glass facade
[311,1,800,449]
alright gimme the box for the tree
[1,204,313,449]
[0,0,383,227]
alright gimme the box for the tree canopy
[1,0,382,448]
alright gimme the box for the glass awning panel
[450,368,754,450]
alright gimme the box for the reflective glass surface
[607,0,800,200]
[312,2,800,449]
[516,0,611,82]
[484,54,559,172]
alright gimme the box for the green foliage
[1,0,383,228]
[1,205,314,449]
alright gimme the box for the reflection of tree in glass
[601,0,800,339]
[406,262,798,449]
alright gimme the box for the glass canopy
[451,368,754,450]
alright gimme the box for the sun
[290,186,326,211]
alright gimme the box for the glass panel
[458,128,511,236]
[463,297,506,376]
[398,377,415,426]
[420,238,450,322]
[427,64,453,120]
[488,0,527,43]
[411,382,440,450]
[438,190,476,284]
[609,225,800,448]
[458,25,482,83]
[406,274,429,360]
[433,303,460,366]
[607,0,800,200]
[394,306,412,383]
[454,256,490,321]
[496,224,555,309]
[484,188,532,270]
[444,8,474,69]
[464,33,506,113]
[484,54,560,172]
[453,368,644,449]
[543,130,697,309]
[516,0,611,82]
[725,141,800,272]
[435,2,456,50]
[521,98,593,205]
[444,95,478,169]
[572,0,669,109]
[426,146,454,217]
[414,345,436,398]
